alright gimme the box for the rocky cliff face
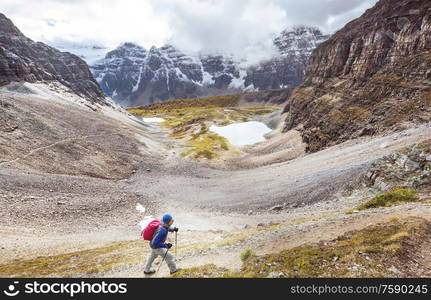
[283,0,431,152]
[245,26,329,90]
[0,13,106,103]
[91,26,328,106]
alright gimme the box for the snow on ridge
[274,25,329,57]
[228,69,247,89]
[132,66,143,93]
[202,71,215,86]
[90,25,327,103]
[92,42,245,95]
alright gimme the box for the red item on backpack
[141,219,160,241]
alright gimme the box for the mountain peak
[91,25,330,106]
[274,25,329,56]
[117,42,145,51]
[0,13,24,36]
[105,42,147,59]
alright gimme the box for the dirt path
[105,122,431,277]
[1,93,430,277]
[107,201,431,278]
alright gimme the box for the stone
[374,177,391,191]
[282,0,431,153]
[359,141,431,193]
[267,271,285,278]
[269,205,284,212]
[404,159,420,172]
[388,266,401,274]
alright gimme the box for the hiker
[144,214,180,275]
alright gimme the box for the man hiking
[144,214,181,275]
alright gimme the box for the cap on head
[162,214,172,224]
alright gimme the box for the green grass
[181,132,230,160]
[171,264,231,278]
[0,240,147,278]
[418,139,431,154]
[172,217,430,278]
[130,94,243,111]
[127,96,279,160]
[352,189,420,212]
[240,249,256,262]
[237,218,423,278]
[0,214,335,278]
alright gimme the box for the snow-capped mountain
[274,26,329,57]
[91,26,329,106]
[91,43,245,106]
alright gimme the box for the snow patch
[202,71,215,86]
[142,117,165,123]
[132,66,143,93]
[228,69,246,89]
[136,203,146,213]
[210,121,272,146]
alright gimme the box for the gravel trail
[1,93,430,276]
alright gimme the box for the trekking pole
[175,231,178,259]
[156,248,169,274]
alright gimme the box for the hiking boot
[144,270,156,275]
[170,268,182,275]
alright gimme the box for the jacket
[150,225,174,249]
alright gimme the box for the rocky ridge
[0,13,106,103]
[91,26,328,106]
[283,0,431,152]
[360,140,431,193]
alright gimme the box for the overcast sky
[0,0,378,62]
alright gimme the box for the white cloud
[150,0,288,63]
[272,0,379,33]
[0,0,172,49]
[0,0,378,61]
